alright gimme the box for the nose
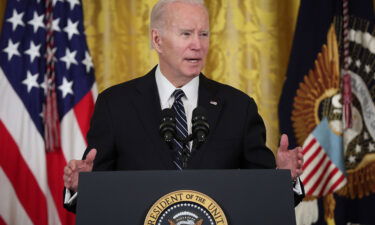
[190,33,202,51]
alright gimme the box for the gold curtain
[0,0,300,152]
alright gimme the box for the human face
[152,2,210,87]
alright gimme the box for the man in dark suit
[63,0,304,211]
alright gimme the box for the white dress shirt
[155,65,199,137]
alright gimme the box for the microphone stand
[175,134,193,169]
[176,132,207,169]
[159,107,209,169]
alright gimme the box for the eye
[200,32,209,37]
[181,31,191,36]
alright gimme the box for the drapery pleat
[0,0,300,152]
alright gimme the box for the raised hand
[63,148,97,192]
[276,134,303,180]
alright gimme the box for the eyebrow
[179,29,209,33]
[179,29,193,32]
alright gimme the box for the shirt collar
[155,65,199,108]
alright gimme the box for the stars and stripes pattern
[301,136,346,196]
[0,0,96,225]
[172,89,189,170]
[300,119,347,197]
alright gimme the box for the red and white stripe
[300,134,347,197]
[0,67,96,224]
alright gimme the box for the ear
[151,28,163,53]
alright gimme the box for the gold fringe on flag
[324,194,336,223]
[337,162,375,199]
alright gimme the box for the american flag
[300,118,347,197]
[0,0,96,224]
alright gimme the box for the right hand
[63,148,97,192]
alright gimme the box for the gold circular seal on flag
[144,190,228,225]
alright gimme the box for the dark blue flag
[279,0,375,224]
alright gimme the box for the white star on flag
[25,41,41,62]
[28,12,45,33]
[348,155,356,163]
[355,59,361,68]
[355,144,361,153]
[60,48,78,70]
[3,39,20,61]
[6,9,25,31]
[22,71,39,93]
[58,77,74,98]
[52,18,61,32]
[365,65,371,73]
[63,19,79,40]
[82,51,93,73]
[66,0,80,10]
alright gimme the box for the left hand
[276,134,304,181]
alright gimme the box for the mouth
[185,58,201,64]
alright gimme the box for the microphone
[159,108,190,168]
[159,108,176,146]
[192,107,209,148]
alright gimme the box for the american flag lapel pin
[209,100,218,106]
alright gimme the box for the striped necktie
[172,89,189,169]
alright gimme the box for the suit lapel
[131,70,224,169]
[189,75,223,167]
[131,67,176,169]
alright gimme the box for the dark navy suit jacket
[64,66,304,212]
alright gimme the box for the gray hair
[150,0,206,31]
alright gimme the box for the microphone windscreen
[192,106,207,121]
